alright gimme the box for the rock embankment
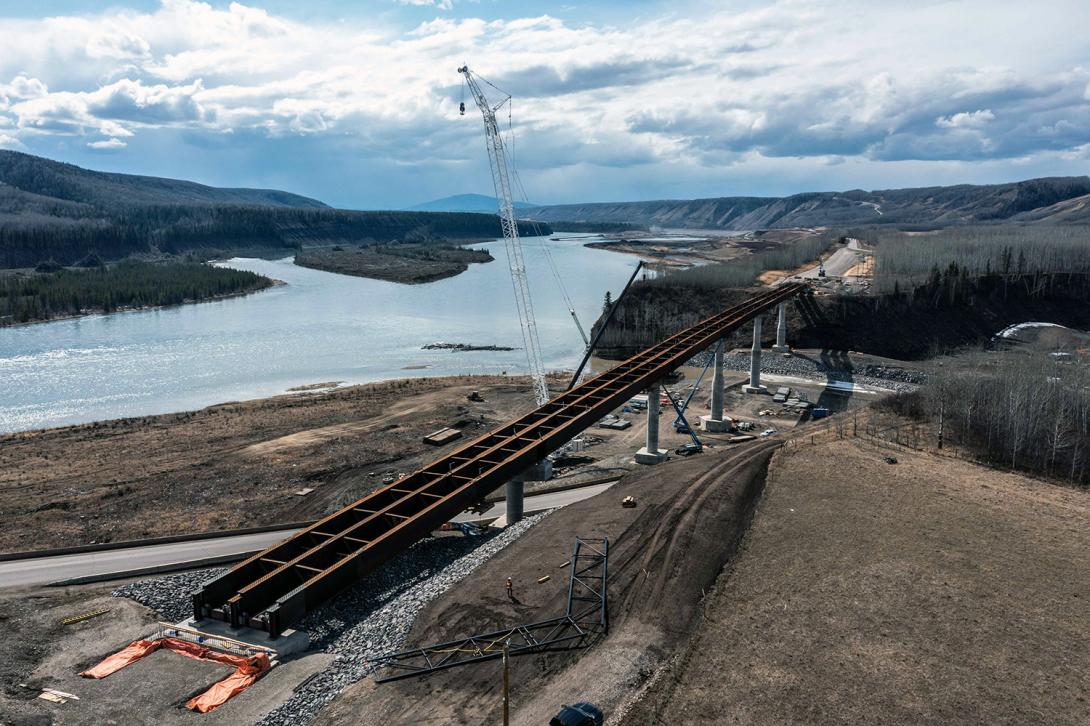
[112,512,549,725]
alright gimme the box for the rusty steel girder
[192,283,805,636]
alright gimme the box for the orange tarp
[80,636,271,713]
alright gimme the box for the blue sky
[0,1,1088,209]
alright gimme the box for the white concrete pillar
[700,343,731,432]
[772,303,790,353]
[646,385,660,451]
[636,383,668,464]
[744,315,767,394]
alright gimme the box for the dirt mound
[317,440,781,725]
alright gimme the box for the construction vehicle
[551,702,604,726]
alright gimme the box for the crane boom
[459,65,549,406]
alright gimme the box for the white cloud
[396,0,454,10]
[87,137,127,149]
[0,0,1086,204]
[936,109,996,129]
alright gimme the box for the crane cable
[504,100,590,346]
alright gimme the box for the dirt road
[317,440,781,725]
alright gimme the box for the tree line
[884,352,1090,486]
[645,234,838,290]
[0,260,272,325]
[0,204,547,268]
[865,224,1090,293]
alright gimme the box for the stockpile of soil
[316,440,781,725]
[625,437,1090,724]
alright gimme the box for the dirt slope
[317,440,781,725]
[625,438,1090,725]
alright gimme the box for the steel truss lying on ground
[192,283,805,637]
[371,536,608,682]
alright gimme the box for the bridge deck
[192,283,805,636]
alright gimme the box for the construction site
[1,64,1088,726]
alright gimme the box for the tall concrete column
[772,303,790,353]
[505,479,524,524]
[504,459,551,526]
[636,383,668,464]
[744,315,767,394]
[700,343,731,432]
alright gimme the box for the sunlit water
[0,236,639,432]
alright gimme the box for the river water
[0,236,639,432]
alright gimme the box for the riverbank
[294,244,493,284]
[0,260,276,327]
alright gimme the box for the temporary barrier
[80,636,271,713]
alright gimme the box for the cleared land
[625,437,1090,724]
[0,375,538,553]
[294,244,493,284]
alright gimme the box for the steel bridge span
[192,283,807,636]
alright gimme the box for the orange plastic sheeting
[187,654,269,713]
[79,638,161,679]
[79,637,271,713]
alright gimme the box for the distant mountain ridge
[523,177,1090,229]
[407,193,538,214]
[0,152,545,268]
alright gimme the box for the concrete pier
[506,459,552,525]
[636,384,668,464]
[743,315,767,394]
[772,302,790,353]
[700,343,731,432]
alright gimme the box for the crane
[458,64,550,406]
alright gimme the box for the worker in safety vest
[505,577,514,600]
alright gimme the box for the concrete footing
[742,384,768,394]
[174,617,310,658]
[635,446,669,464]
[699,414,732,432]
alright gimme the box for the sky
[0,0,1087,209]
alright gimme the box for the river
[0,236,640,432]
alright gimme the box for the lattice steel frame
[370,537,608,683]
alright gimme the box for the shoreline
[0,277,283,329]
[0,371,566,438]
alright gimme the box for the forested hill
[0,150,326,209]
[524,176,1090,229]
[0,152,546,268]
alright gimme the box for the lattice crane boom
[458,64,550,406]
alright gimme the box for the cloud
[396,0,454,9]
[87,137,127,149]
[936,109,995,129]
[0,0,1087,206]
[0,133,24,149]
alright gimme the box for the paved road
[776,238,864,284]
[0,481,617,589]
